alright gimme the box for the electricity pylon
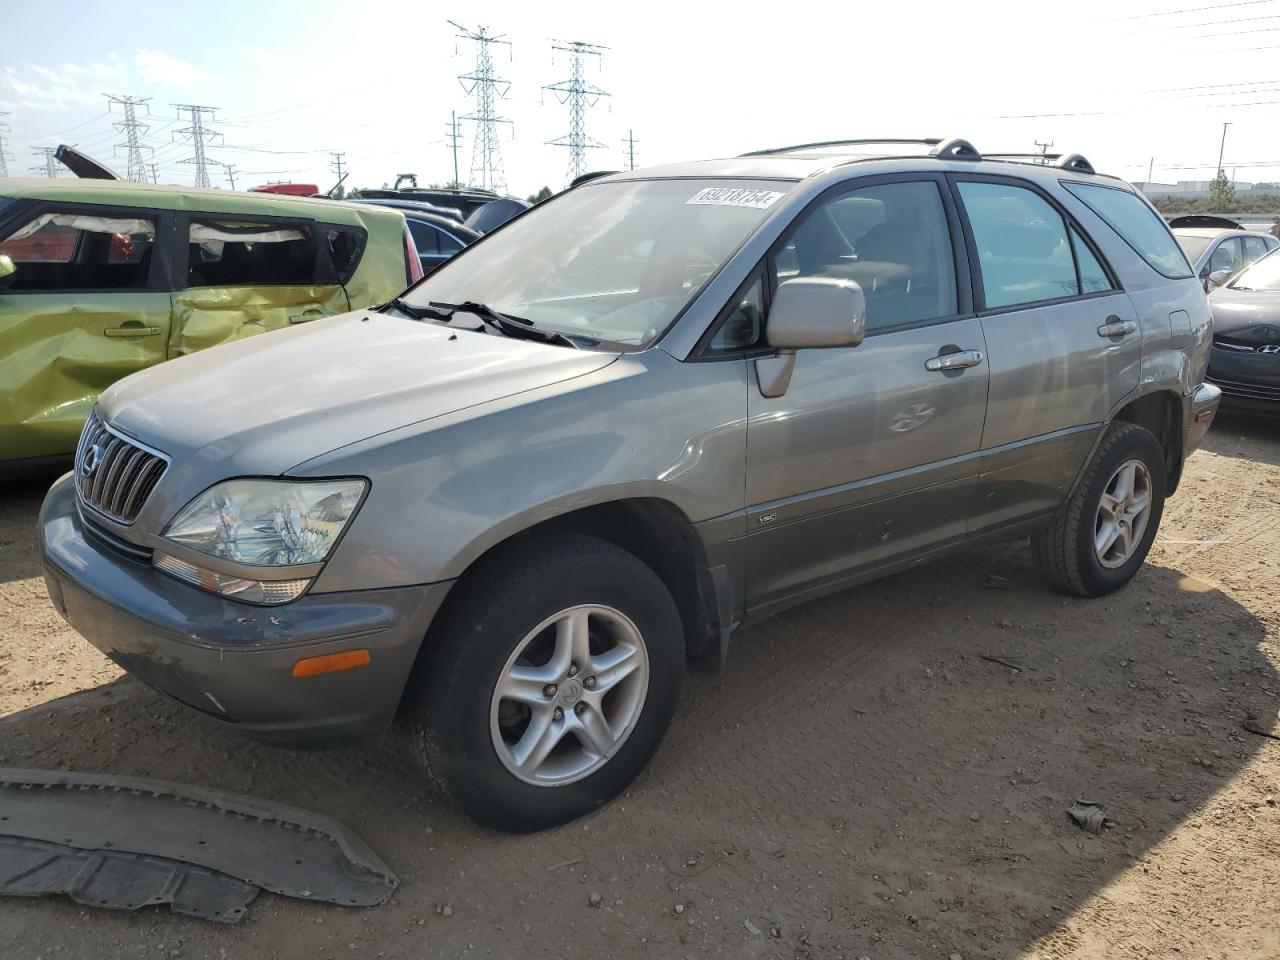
[449,20,513,192]
[544,40,609,186]
[106,94,153,182]
[172,104,224,188]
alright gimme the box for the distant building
[1135,179,1279,199]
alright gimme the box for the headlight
[161,478,367,566]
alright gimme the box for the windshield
[1228,249,1280,290]
[404,178,792,347]
[1175,234,1212,264]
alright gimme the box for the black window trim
[947,172,1124,317]
[0,199,175,295]
[177,210,342,290]
[690,171,977,361]
[1059,178,1195,281]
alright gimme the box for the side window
[408,220,440,256]
[1242,234,1269,266]
[708,273,765,353]
[771,180,957,332]
[1062,182,1193,279]
[957,181,1079,308]
[324,226,364,282]
[186,219,329,287]
[0,209,156,292]
[1071,227,1113,293]
[1209,237,1242,275]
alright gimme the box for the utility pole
[449,20,513,192]
[223,163,237,190]
[30,146,59,178]
[148,162,159,184]
[0,112,14,178]
[445,111,462,187]
[172,104,223,188]
[330,150,346,182]
[1217,121,1231,175]
[623,129,638,171]
[1147,157,1154,184]
[105,94,153,182]
[544,40,610,186]
[1034,139,1054,164]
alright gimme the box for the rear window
[186,220,335,288]
[323,226,365,282]
[0,209,156,291]
[1063,182,1193,279]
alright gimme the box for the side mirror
[757,277,866,398]
[1208,268,1233,289]
[0,255,14,290]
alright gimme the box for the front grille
[74,411,169,524]
[1206,374,1280,402]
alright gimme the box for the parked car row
[1168,214,1280,291]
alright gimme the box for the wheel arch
[1110,388,1185,495]
[397,496,730,717]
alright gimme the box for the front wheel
[410,535,684,832]
[1034,421,1167,597]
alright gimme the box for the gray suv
[40,138,1221,832]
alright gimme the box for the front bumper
[39,474,453,746]
[1207,347,1280,416]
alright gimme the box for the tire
[1034,421,1167,597]
[409,534,684,832]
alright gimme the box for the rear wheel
[410,534,684,832]
[1034,422,1166,597]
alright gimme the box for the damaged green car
[0,179,417,470]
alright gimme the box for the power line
[624,128,638,170]
[172,104,223,188]
[544,39,610,186]
[105,94,154,183]
[1107,0,1274,21]
[449,20,513,192]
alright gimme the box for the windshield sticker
[686,187,785,209]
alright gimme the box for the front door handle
[925,349,983,372]
[1097,316,1137,338]
[104,323,162,338]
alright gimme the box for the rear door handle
[925,349,983,372]
[289,309,325,324]
[104,323,162,338]
[1097,316,1137,338]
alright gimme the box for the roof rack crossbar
[985,152,1062,161]
[740,138,942,158]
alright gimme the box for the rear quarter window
[1063,182,1193,279]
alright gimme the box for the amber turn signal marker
[292,649,371,678]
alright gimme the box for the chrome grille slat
[74,411,169,525]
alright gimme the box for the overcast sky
[4,0,1280,196]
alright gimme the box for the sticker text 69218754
[685,187,785,209]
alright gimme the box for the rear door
[0,202,173,461]
[951,176,1141,531]
[169,214,349,358]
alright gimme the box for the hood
[1209,286,1280,339]
[100,311,619,477]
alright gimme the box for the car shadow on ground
[0,472,60,585]
[1207,414,1280,467]
[0,540,1272,959]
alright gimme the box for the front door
[0,205,171,461]
[742,177,989,615]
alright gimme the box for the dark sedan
[1207,250,1280,414]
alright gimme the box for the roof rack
[740,138,941,158]
[737,138,1100,178]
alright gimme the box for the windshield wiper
[380,297,450,321]
[428,301,579,349]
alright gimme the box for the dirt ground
[1,415,1279,960]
